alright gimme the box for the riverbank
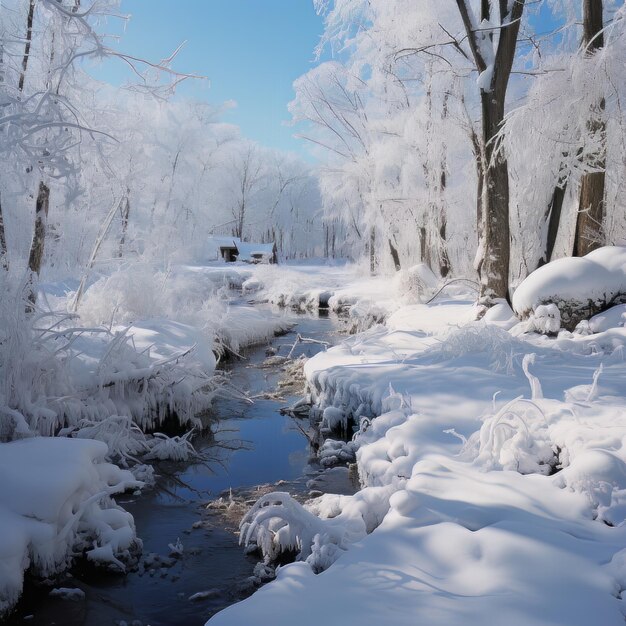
[209,292,626,625]
[1,260,375,619]
[3,311,354,625]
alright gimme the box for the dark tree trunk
[419,226,427,265]
[324,223,329,258]
[480,90,511,301]
[388,238,401,271]
[574,167,605,256]
[470,127,485,273]
[438,96,451,279]
[26,181,50,310]
[573,0,605,257]
[0,192,7,271]
[439,218,450,278]
[18,0,35,92]
[544,181,567,265]
[118,194,130,258]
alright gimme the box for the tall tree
[456,0,526,303]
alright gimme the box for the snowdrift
[0,437,140,616]
[513,246,626,329]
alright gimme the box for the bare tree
[456,0,526,303]
[231,144,263,240]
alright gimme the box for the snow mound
[482,299,518,330]
[588,304,626,334]
[555,450,626,527]
[0,438,140,615]
[512,246,626,329]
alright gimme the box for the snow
[0,438,140,615]
[4,257,626,622]
[588,304,626,333]
[48,587,85,601]
[512,246,626,327]
[209,281,626,626]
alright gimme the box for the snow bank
[0,438,140,616]
[512,246,626,329]
[0,317,220,439]
[247,262,401,328]
[211,289,626,626]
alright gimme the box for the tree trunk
[574,167,605,256]
[438,102,451,279]
[419,226,427,264]
[18,0,35,92]
[439,218,450,278]
[324,223,329,258]
[388,238,401,271]
[456,0,525,304]
[546,182,566,262]
[469,126,485,274]
[118,194,130,258]
[26,181,50,310]
[573,0,605,257]
[480,91,511,302]
[0,192,7,271]
[369,226,376,275]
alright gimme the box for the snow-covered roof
[207,236,274,260]
[236,241,275,261]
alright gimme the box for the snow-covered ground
[4,254,626,622]
[209,263,626,624]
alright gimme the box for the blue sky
[93,0,326,157]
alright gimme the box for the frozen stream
[8,312,354,626]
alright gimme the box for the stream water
[8,311,354,626]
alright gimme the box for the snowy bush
[319,438,358,467]
[78,263,227,332]
[527,303,562,335]
[432,323,518,372]
[392,263,439,304]
[240,485,394,574]
[0,310,220,441]
[239,492,351,571]
[471,397,559,475]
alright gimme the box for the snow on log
[512,246,626,330]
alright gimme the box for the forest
[1,1,626,625]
